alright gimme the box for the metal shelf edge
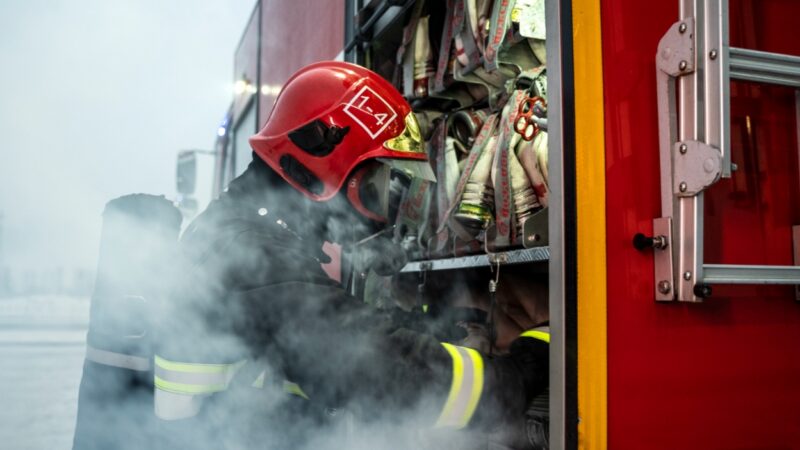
[400,246,551,273]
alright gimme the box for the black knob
[693,283,712,298]
[633,233,654,250]
[633,233,668,251]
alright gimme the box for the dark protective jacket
[73,194,182,450]
[153,158,548,449]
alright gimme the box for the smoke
[0,2,550,447]
[0,1,254,448]
[63,157,548,450]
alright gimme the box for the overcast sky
[0,0,255,270]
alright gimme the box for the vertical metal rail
[675,0,706,302]
[548,0,577,447]
[796,91,800,201]
[344,0,357,63]
[656,0,726,301]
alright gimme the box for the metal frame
[548,0,576,446]
[730,48,800,88]
[341,0,576,444]
[654,0,800,301]
[794,226,800,301]
[400,247,550,273]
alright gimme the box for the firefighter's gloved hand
[508,333,550,404]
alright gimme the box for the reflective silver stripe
[154,356,246,421]
[435,343,484,429]
[155,364,231,386]
[155,389,205,421]
[446,346,475,424]
[154,355,246,395]
[85,345,150,371]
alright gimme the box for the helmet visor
[351,159,434,223]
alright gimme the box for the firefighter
[153,61,549,449]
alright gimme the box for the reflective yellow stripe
[154,355,235,374]
[435,343,484,429]
[154,355,246,396]
[252,371,266,388]
[154,375,226,395]
[283,381,310,400]
[521,330,551,343]
[250,371,308,400]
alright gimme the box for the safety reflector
[435,343,484,429]
[520,326,550,343]
[154,355,246,395]
[250,370,310,400]
[283,381,310,400]
[154,355,247,420]
[252,370,266,389]
[85,345,150,371]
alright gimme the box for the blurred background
[0,1,254,447]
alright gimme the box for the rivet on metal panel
[679,182,688,192]
[658,280,672,294]
[678,22,687,34]
[679,60,688,71]
[683,271,692,281]
[679,143,688,154]
[709,49,718,60]
[489,253,509,265]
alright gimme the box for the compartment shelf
[400,246,550,273]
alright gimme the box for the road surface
[0,295,89,450]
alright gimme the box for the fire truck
[174,0,800,448]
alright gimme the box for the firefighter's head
[249,61,434,228]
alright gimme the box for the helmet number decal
[343,86,398,139]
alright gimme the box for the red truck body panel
[258,0,345,129]
[602,0,800,448]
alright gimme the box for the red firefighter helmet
[249,61,434,222]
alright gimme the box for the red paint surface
[602,0,800,448]
[258,0,345,128]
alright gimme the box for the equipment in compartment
[374,0,550,260]
[351,5,552,448]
